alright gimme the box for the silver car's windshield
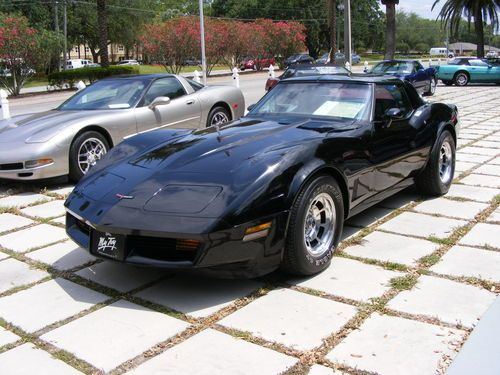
[59,79,149,110]
[251,82,372,121]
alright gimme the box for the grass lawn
[24,77,49,88]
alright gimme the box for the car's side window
[374,84,412,121]
[414,62,424,71]
[142,78,186,106]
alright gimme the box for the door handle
[186,100,195,105]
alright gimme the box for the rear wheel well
[210,102,233,120]
[298,167,350,219]
[441,123,457,145]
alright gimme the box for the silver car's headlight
[24,159,54,169]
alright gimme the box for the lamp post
[199,0,207,85]
[343,0,351,65]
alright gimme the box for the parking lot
[0,81,499,375]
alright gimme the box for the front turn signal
[243,222,272,241]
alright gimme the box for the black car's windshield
[372,61,413,74]
[59,79,148,110]
[251,82,372,121]
[282,66,350,79]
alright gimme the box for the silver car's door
[134,77,201,133]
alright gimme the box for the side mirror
[148,96,171,109]
[385,108,404,119]
[247,104,256,112]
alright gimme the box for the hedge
[48,65,140,89]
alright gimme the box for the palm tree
[97,0,109,67]
[381,0,399,59]
[326,0,337,62]
[432,0,500,58]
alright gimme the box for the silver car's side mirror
[149,96,171,109]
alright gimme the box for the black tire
[282,175,344,276]
[442,80,453,86]
[424,77,437,96]
[454,71,469,86]
[415,130,455,196]
[69,131,110,182]
[206,106,231,127]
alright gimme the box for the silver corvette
[0,74,245,181]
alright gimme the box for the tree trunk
[385,3,396,60]
[474,8,485,58]
[327,0,337,62]
[90,46,99,63]
[97,0,109,67]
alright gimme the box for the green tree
[0,15,63,95]
[381,0,399,59]
[432,0,500,57]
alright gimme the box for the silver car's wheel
[303,192,336,257]
[211,112,229,126]
[439,139,453,184]
[78,138,107,174]
[207,106,231,127]
[69,131,110,182]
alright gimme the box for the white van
[64,59,94,70]
[430,48,454,58]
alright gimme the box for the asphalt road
[8,72,270,117]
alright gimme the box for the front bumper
[66,207,289,278]
[0,142,68,180]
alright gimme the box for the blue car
[368,60,437,96]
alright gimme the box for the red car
[240,56,276,71]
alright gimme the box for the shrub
[48,65,139,89]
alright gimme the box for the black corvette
[65,75,459,277]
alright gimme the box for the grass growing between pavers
[0,86,499,374]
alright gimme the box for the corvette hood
[0,110,107,143]
[72,116,359,219]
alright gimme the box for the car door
[369,83,418,192]
[408,61,428,93]
[471,59,500,83]
[134,77,201,133]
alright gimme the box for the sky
[378,0,444,20]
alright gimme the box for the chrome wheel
[210,111,229,126]
[438,140,453,184]
[303,193,336,257]
[456,73,468,86]
[78,137,107,174]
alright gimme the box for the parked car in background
[436,57,500,86]
[368,60,437,96]
[316,52,361,65]
[184,58,201,66]
[240,56,276,71]
[265,63,350,91]
[0,74,244,182]
[486,51,498,58]
[117,59,140,66]
[284,53,314,67]
[430,47,454,58]
[65,75,459,277]
[64,59,94,70]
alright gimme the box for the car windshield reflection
[250,82,372,121]
[58,78,149,111]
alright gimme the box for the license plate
[91,230,126,260]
